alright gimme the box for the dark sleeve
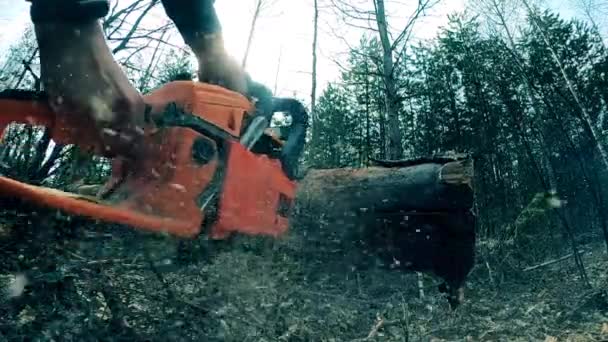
[161,0,221,45]
[29,0,110,23]
[246,75,273,101]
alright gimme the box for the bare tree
[375,0,403,159]
[242,0,279,68]
[312,0,320,115]
[0,27,39,90]
[101,0,180,86]
[573,0,608,39]
[331,0,438,159]
[274,44,283,94]
[138,27,171,91]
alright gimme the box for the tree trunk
[374,0,403,159]
[242,0,263,69]
[310,0,320,160]
[365,65,371,166]
[311,0,319,115]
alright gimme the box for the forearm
[29,0,146,157]
[161,0,222,50]
[161,0,248,94]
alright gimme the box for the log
[288,157,476,308]
[294,158,474,217]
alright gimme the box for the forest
[0,0,607,341]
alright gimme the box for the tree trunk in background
[310,0,320,159]
[374,0,403,159]
[242,0,263,69]
[273,45,282,94]
[311,0,319,115]
[365,61,371,165]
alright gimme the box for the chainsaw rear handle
[270,97,309,180]
[241,79,308,179]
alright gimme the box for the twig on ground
[417,272,425,298]
[143,247,177,301]
[524,250,593,272]
[400,297,410,342]
[354,315,402,341]
[365,315,385,340]
[486,261,495,287]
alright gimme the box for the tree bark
[242,0,263,68]
[273,45,282,94]
[294,157,474,220]
[310,0,320,159]
[311,0,319,115]
[373,0,404,159]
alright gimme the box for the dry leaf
[601,322,608,335]
[544,336,558,342]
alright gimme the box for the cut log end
[439,159,474,188]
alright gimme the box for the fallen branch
[369,154,470,168]
[354,316,400,341]
[523,250,592,272]
[365,316,385,340]
[417,272,425,298]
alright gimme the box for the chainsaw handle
[270,97,309,180]
[243,79,308,179]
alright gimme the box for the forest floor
[0,206,607,341]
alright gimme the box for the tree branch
[111,0,160,54]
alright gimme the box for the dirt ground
[0,207,607,341]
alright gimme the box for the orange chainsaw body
[0,81,297,238]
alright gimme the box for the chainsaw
[0,81,308,239]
